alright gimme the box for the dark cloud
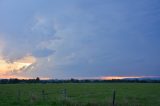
[0,0,160,78]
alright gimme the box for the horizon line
[0,75,160,80]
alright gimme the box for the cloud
[0,15,61,78]
[0,0,160,79]
[0,17,60,79]
[30,16,56,40]
[1,16,58,60]
[0,55,36,76]
[33,48,56,57]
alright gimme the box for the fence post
[17,90,21,101]
[42,89,45,101]
[29,91,33,105]
[112,90,116,106]
[62,88,67,99]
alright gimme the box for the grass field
[0,83,159,106]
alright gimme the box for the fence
[13,89,116,106]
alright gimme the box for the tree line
[0,77,160,84]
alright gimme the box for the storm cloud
[0,0,160,79]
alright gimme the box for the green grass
[0,83,159,106]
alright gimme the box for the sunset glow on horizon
[0,74,50,80]
[100,76,160,80]
[101,76,143,80]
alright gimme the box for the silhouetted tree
[36,77,40,83]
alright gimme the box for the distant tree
[70,78,74,82]
[36,77,40,83]
[0,79,8,84]
[9,78,19,84]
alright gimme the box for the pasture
[0,83,159,106]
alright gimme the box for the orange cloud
[0,55,36,78]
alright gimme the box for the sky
[0,0,160,79]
